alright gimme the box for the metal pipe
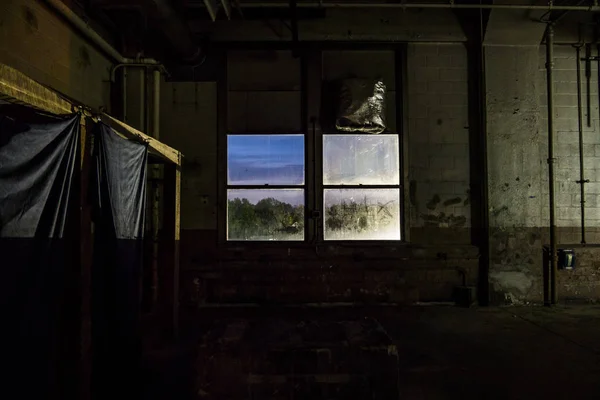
[585,44,592,127]
[122,68,128,124]
[153,70,161,141]
[597,36,600,134]
[151,70,161,306]
[576,45,588,244]
[111,63,169,83]
[140,69,146,132]
[546,24,558,306]
[44,0,161,65]
[227,2,600,10]
[145,72,151,138]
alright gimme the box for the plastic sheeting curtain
[0,113,80,398]
[91,122,148,398]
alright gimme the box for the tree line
[228,195,395,240]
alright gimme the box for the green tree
[228,197,304,240]
[228,197,257,239]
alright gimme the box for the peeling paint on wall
[489,271,535,304]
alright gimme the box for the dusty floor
[143,305,600,399]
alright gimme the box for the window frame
[225,132,308,242]
[322,133,403,241]
[218,44,408,245]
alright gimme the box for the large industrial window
[226,134,305,241]
[225,49,402,242]
[323,134,401,240]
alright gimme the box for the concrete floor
[143,305,600,399]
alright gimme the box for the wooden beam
[0,63,182,166]
[161,163,181,338]
[0,64,72,115]
[100,113,182,166]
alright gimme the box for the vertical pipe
[597,37,600,127]
[576,45,587,244]
[546,24,558,306]
[151,70,161,306]
[145,70,151,139]
[153,69,161,140]
[585,44,591,127]
[140,68,146,131]
[122,68,128,123]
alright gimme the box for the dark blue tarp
[91,121,148,399]
[0,113,80,398]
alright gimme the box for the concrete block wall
[169,44,478,305]
[228,51,302,133]
[487,44,600,304]
[537,46,600,235]
[161,81,218,230]
[0,0,112,110]
[486,45,545,303]
[406,43,471,244]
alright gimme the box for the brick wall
[0,0,112,110]
[407,43,471,244]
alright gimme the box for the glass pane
[227,189,304,241]
[323,134,399,185]
[228,135,304,185]
[324,189,400,240]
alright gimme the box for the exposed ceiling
[84,0,600,62]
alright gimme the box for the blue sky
[226,134,399,207]
[228,135,304,185]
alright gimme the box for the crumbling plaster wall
[487,44,600,304]
[406,43,471,244]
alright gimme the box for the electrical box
[558,249,576,270]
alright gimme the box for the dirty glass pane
[324,189,400,240]
[228,135,304,185]
[323,134,399,185]
[227,189,304,241]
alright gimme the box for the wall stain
[491,205,508,217]
[409,180,417,206]
[421,212,467,227]
[528,232,539,245]
[443,197,462,206]
[77,46,91,69]
[22,6,38,33]
[426,194,441,210]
